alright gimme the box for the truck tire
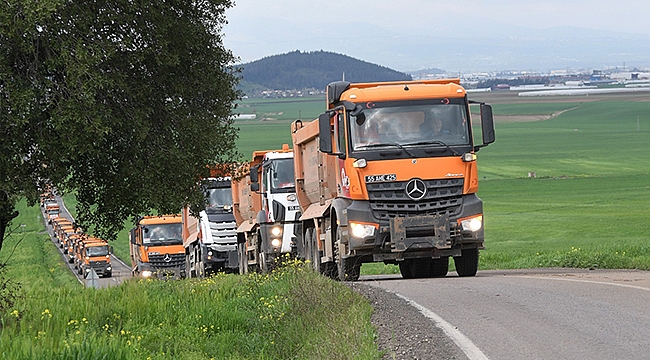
[185,251,194,278]
[430,257,449,277]
[334,227,360,281]
[259,251,268,273]
[399,261,413,279]
[195,246,205,278]
[454,248,479,277]
[409,258,431,278]
[237,242,248,275]
[304,228,315,270]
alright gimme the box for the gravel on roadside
[349,282,466,360]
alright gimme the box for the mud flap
[227,249,239,269]
[390,215,451,252]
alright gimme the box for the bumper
[345,194,484,260]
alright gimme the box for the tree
[0,0,241,250]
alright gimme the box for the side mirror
[480,104,495,145]
[110,246,114,254]
[318,112,333,154]
[250,165,259,183]
[251,182,259,192]
[129,229,137,245]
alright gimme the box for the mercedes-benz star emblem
[163,254,172,263]
[405,178,427,201]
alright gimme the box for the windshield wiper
[358,143,417,157]
[402,140,460,156]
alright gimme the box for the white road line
[511,275,650,293]
[394,293,490,360]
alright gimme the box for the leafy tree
[0,0,241,250]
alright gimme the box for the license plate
[365,174,397,183]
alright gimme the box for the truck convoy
[182,169,239,278]
[129,215,185,278]
[232,145,302,273]
[291,79,495,280]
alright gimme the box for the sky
[222,0,650,72]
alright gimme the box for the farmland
[1,88,648,358]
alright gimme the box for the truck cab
[130,215,185,278]
[183,175,239,278]
[77,238,112,278]
[292,79,495,280]
[251,150,301,257]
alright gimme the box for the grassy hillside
[240,50,411,92]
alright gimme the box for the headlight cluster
[270,226,283,248]
[349,222,377,239]
[460,215,483,232]
[141,270,153,278]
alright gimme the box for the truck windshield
[350,100,470,151]
[86,245,109,257]
[143,224,183,245]
[270,158,295,193]
[206,187,233,211]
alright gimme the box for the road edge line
[394,293,490,360]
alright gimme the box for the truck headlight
[271,238,282,248]
[141,270,153,278]
[349,222,377,239]
[106,266,112,271]
[271,226,282,237]
[460,215,483,232]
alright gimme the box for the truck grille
[89,260,108,269]
[149,254,185,269]
[210,220,238,244]
[367,178,464,220]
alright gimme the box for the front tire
[238,242,248,275]
[334,226,360,281]
[399,261,413,279]
[409,258,431,278]
[430,257,449,277]
[454,248,479,277]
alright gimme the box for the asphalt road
[42,197,132,288]
[361,268,650,360]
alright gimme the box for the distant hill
[240,50,412,93]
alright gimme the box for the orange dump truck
[75,236,112,278]
[129,215,185,278]
[291,79,495,280]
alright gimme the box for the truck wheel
[454,248,479,277]
[334,227,360,281]
[306,228,323,273]
[430,257,449,277]
[304,228,313,265]
[259,251,268,273]
[409,258,431,278]
[185,252,193,278]
[237,242,248,275]
[399,261,413,279]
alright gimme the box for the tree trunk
[0,191,19,253]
